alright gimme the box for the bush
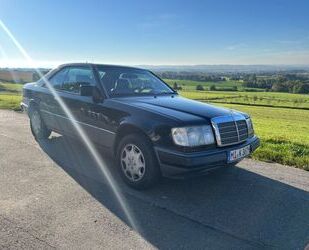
[196,85,204,91]
[173,82,178,90]
[172,82,183,91]
[293,82,309,94]
[209,85,216,91]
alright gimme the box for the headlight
[246,118,254,136]
[171,125,215,147]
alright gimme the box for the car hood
[113,95,246,122]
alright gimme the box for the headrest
[115,79,130,90]
[76,75,91,83]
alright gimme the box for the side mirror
[80,84,103,103]
[80,84,93,96]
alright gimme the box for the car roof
[58,63,145,71]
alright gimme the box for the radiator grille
[212,115,249,146]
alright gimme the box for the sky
[0,0,309,67]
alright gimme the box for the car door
[39,67,70,133]
[57,65,116,149]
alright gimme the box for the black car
[21,63,260,189]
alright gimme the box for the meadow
[180,91,309,109]
[0,82,22,110]
[0,82,23,93]
[0,80,308,169]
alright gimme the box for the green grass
[180,90,239,100]
[0,93,22,110]
[0,82,23,110]
[180,90,309,109]
[0,82,23,93]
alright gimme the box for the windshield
[97,67,175,97]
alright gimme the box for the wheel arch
[113,123,152,156]
[27,99,40,116]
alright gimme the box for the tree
[196,85,204,91]
[271,82,289,92]
[292,82,309,94]
[173,82,178,90]
[209,85,216,91]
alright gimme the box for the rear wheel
[29,108,51,140]
[116,133,161,189]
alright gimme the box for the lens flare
[0,19,140,233]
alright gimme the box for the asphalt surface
[0,110,308,249]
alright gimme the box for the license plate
[228,145,251,162]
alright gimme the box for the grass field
[180,90,309,109]
[164,79,243,91]
[0,81,308,169]
[0,82,23,110]
[0,93,22,110]
[0,82,23,93]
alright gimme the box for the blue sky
[0,0,309,67]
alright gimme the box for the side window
[61,67,95,94]
[48,68,69,90]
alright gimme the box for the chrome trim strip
[245,118,254,137]
[232,115,240,141]
[40,110,116,135]
[211,113,248,147]
[211,121,221,146]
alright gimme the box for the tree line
[242,74,309,94]
[160,71,309,94]
[156,71,226,82]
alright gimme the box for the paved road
[0,110,308,249]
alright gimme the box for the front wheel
[29,108,51,140]
[116,134,161,189]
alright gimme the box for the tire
[116,133,161,189]
[29,108,51,140]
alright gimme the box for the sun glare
[0,19,141,234]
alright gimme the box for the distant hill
[140,65,309,73]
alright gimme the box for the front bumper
[155,136,260,178]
